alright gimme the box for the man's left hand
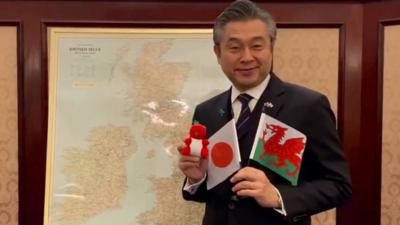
[230,167,281,208]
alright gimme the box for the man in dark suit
[177,0,352,224]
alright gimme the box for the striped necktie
[236,93,253,133]
[230,93,253,206]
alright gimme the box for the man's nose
[240,47,254,63]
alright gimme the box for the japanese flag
[207,119,241,190]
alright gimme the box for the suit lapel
[206,89,233,137]
[260,73,285,118]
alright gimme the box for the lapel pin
[219,109,226,117]
[264,102,274,108]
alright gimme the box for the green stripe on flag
[253,139,299,186]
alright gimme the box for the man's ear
[213,45,221,64]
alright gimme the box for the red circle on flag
[211,142,233,168]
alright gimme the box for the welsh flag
[250,113,306,186]
[207,119,241,190]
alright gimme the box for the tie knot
[237,93,252,105]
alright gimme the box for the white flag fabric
[207,119,241,190]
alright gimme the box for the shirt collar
[231,74,270,103]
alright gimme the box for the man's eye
[253,44,264,50]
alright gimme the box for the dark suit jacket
[182,73,352,225]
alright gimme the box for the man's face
[214,19,273,92]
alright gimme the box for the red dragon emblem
[260,123,305,177]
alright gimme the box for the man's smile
[236,66,258,72]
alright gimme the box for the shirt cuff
[183,175,206,194]
[273,187,287,216]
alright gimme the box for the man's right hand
[177,144,207,184]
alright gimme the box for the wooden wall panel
[362,2,400,225]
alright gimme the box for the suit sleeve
[181,106,209,203]
[276,95,352,221]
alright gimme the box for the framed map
[44,27,230,225]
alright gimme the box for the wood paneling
[362,2,400,225]
[0,1,390,225]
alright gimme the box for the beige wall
[275,28,339,114]
[0,26,18,225]
[275,28,339,225]
[382,25,400,225]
